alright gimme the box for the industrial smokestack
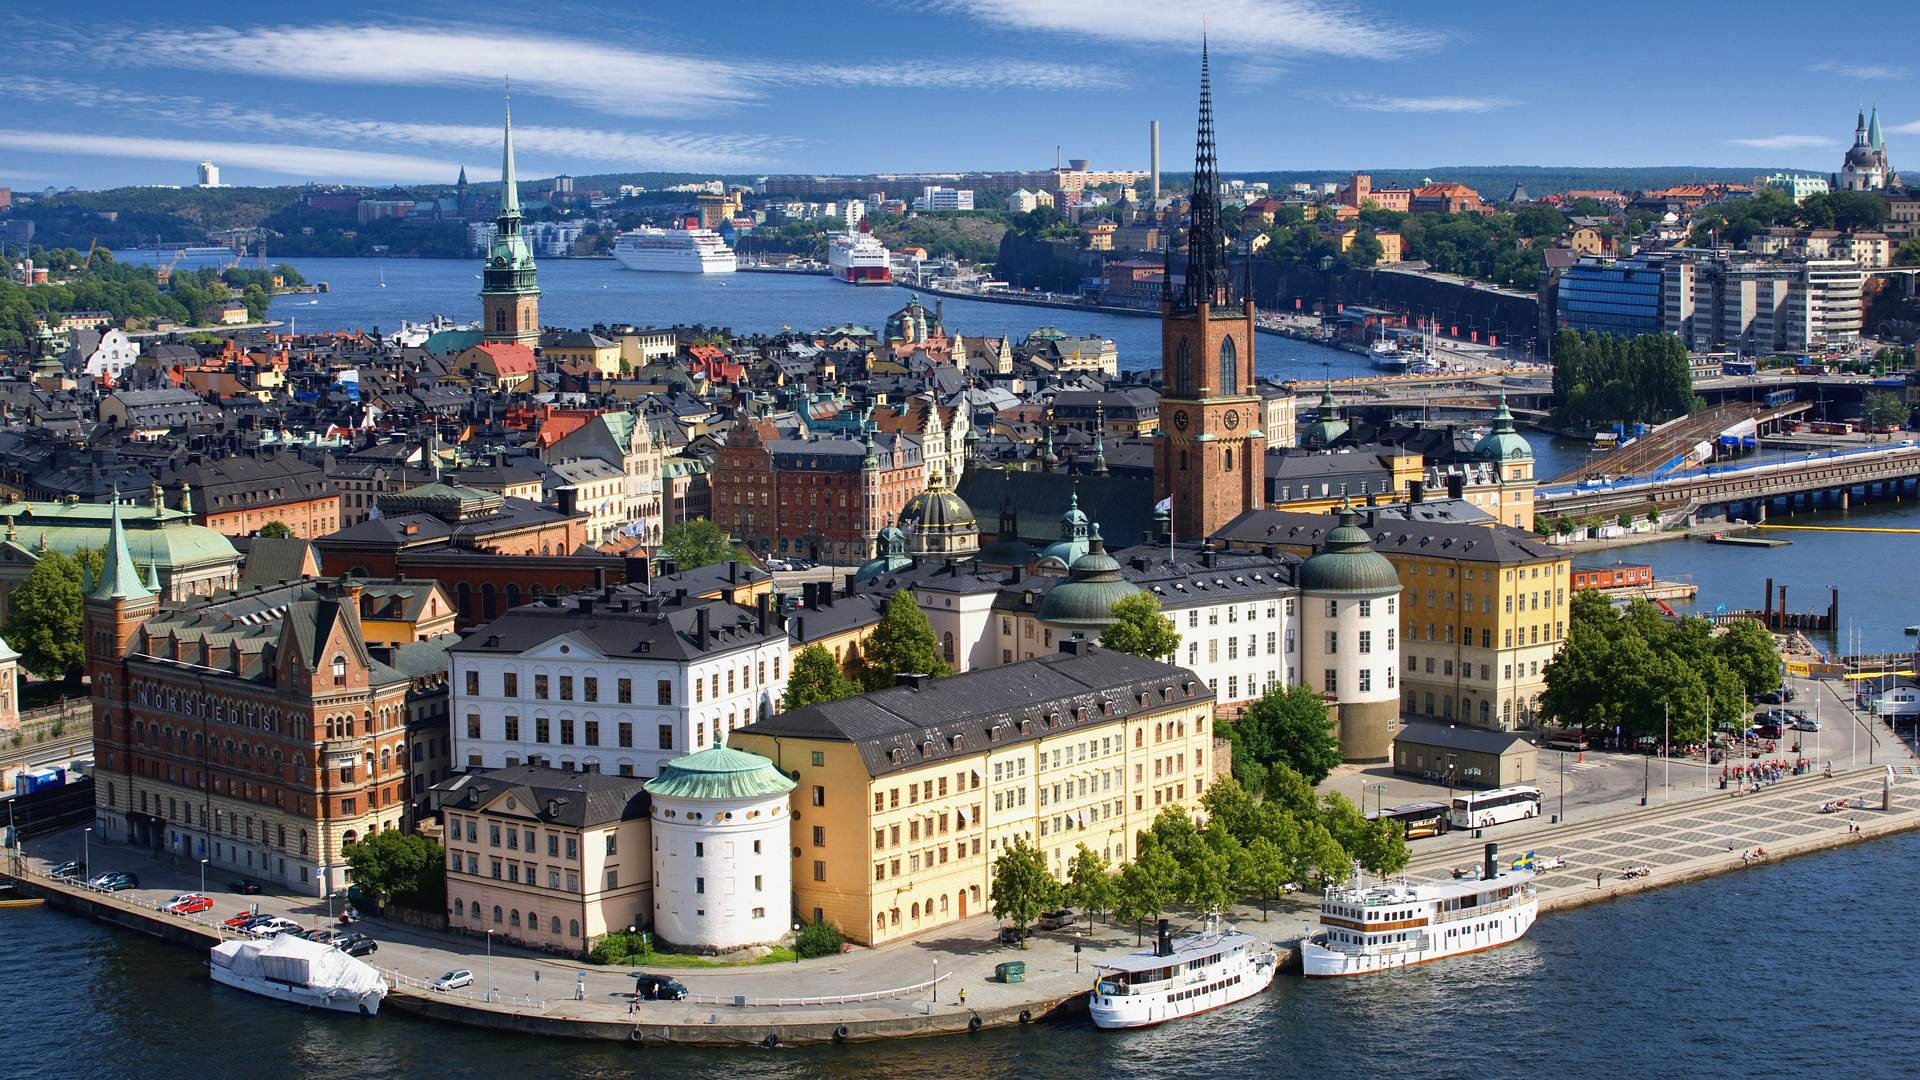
[1149,120,1161,202]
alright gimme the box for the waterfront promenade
[9,678,1915,1046]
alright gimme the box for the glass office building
[1556,256,1667,337]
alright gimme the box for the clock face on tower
[1172,410,1190,431]
[1223,410,1240,431]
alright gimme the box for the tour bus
[1371,802,1451,840]
[1449,786,1544,829]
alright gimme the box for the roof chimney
[756,591,772,635]
[694,605,709,645]
[1409,479,1425,504]
[895,672,929,690]
[1446,472,1465,501]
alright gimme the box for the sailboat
[378,269,386,288]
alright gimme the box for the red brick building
[1410,182,1486,215]
[87,502,420,896]
[712,424,924,564]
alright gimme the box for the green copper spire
[483,87,538,296]
[91,492,153,602]
[500,86,520,218]
[1869,106,1883,151]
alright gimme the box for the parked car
[1034,908,1078,931]
[1789,717,1821,731]
[245,917,304,938]
[431,970,474,992]
[304,929,339,945]
[763,558,789,572]
[998,926,1027,945]
[163,893,214,915]
[1755,722,1784,740]
[632,974,688,1001]
[89,872,139,892]
[48,861,84,879]
[225,911,265,929]
[334,932,378,958]
[228,878,262,895]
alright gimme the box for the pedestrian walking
[534,969,540,983]
[958,988,966,1006]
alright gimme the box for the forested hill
[1215,166,1784,196]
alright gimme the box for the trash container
[995,961,1026,984]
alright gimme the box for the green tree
[1715,618,1781,700]
[794,919,844,959]
[1260,762,1319,820]
[989,836,1058,940]
[1226,683,1343,785]
[781,644,859,710]
[2,551,88,682]
[1896,238,1920,267]
[256,520,295,539]
[859,590,951,690]
[1063,843,1116,933]
[1182,823,1239,914]
[1300,820,1352,887]
[1235,835,1296,920]
[341,830,446,910]
[1862,391,1910,430]
[659,519,740,570]
[1344,229,1385,269]
[1112,838,1179,943]
[1099,593,1181,661]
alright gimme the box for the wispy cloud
[1726,134,1839,150]
[1808,61,1910,80]
[1324,92,1517,113]
[9,75,792,171]
[933,0,1444,61]
[114,22,1115,118]
[0,131,468,183]
[1892,121,1920,136]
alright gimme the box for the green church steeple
[481,85,541,344]
[91,492,153,603]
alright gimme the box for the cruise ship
[611,227,738,274]
[1299,844,1537,978]
[828,228,893,285]
[1089,918,1277,1028]
[208,934,387,1015]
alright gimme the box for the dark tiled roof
[1215,509,1562,565]
[452,591,782,662]
[432,764,650,827]
[1394,721,1536,755]
[738,646,1211,778]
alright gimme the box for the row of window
[452,898,583,940]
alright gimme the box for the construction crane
[157,249,184,287]
[83,237,98,266]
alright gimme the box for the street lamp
[1558,751,1566,823]
[199,858,208,897]
[932,958,939,1005]
[485,929,496,1004]
[794,922,802,964]
[83,827,92,878]
[1367,783,1387,819]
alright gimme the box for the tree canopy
[2,550,100,681]
[858,591,951,691]
[256,520,295,539]
[1550,329,1699,433]
[658,519,741,570]
[782,644,859,710]
[341,830,446,911]
[989,836,1057,935]
[1541,595,1771,740]
[1862,391,1911,430]
[1099,593,1181,662]
[1224,683,1344,787]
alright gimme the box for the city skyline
[4,0,1918,188]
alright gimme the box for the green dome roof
[1037,526,1144,630]
[855,524,915,582]
[1299,504,1400,595]
[645,745,797,801]
[1474,396,1533,462]
[1037,488,1092,568]
[1300,384,1349,450]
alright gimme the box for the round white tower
[644,745,796,951]
[1299,503,1402,762]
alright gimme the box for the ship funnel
[1484,842,1499,881]
[1155,919,1173,958]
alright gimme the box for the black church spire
[1179,38,1231,312]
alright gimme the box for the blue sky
[6,0,1916,190]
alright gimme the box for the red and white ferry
[829,226,893,285]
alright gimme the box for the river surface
[3,831,1911,1080]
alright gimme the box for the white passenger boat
[1089,918,1277,1028]
[208,933,386,1015]
[611,227,738,273]
[1299,843,1536,978]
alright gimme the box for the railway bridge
[1536,440,1920,520]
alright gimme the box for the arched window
[569,919,580,937]
[509,910,520,928]
[1219,335,1238,393]
[493,905,503,924]
[550,915,561,934]
[454,898,464,916]
[1175,339,1193,395]
[330,654,347,687]
[494,309,506,332]
[1224,448,1233,472]
[910,902,920,920]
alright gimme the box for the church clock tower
[480,93,540,345]
[1154,42,1264,541]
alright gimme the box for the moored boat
[1299,843,1536,978]
[1089,918,1277,1028]
[208,933,386,1015]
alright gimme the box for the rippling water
[5,831,1912,1080]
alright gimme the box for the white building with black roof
[449,588,790,778]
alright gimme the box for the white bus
[1449,786,1543,829]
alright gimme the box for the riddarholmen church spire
[1179,37,1231,313]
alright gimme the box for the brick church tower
[480,93,540,345]
[1153,42,1264,541]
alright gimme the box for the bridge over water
[1537,440,1920,520]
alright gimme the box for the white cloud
[934,0,1443,61]
[0,131,469,183]
[1892,121,1920,136]
[1808,61,1910,80]
[117,23,1115,118]
[1726,135,1840,150]
[10,75,792,171]
[1326,92,1516,113]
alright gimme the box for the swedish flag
[1511,851,1536,871]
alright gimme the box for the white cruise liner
[208,934,387,1015]
[828,229,893,285]
[611,227,738,274]
[1089,918,1277,1028]
[1300,844,1536,978]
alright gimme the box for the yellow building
[1216,509,1569,730]
[732,644,1215,945]
[438,765,653,956]
[351,579,458,645]
[544,332,623,378]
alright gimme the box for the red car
[224,910,263,928]
[164,893,215,915]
